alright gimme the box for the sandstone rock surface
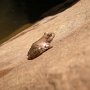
[0,0,90,90]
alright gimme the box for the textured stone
[0,0,90,90]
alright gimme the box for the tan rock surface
[0,0,90,90]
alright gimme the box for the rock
[0,0,90,90]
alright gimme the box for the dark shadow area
[0,0,79,44]
[19,0,67,22]
[0,0,29,41]
[16,0,79,22]
[41,0,79,18]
